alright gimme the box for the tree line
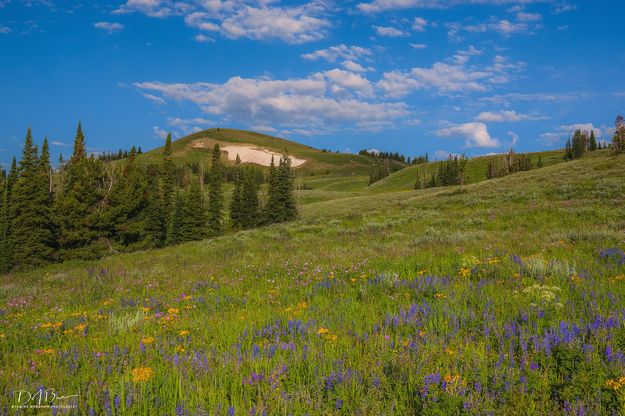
[359,149,429,165]
[486,149,532,180]
[0,124,297,273]
[414,155,468,189]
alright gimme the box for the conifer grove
[0,125,298,272]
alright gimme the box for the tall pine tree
[588,130,597,151]
[264,155,280,224]
[10,129,56,268]
[55,123,105,258]
[103,147,149,248]
[229,154,243,229]
[276,152,297,222]
[186,174,209,240]
[145,164,166,247]
[0,158,17,272]
[240,167,260,229]
[161,134,176,243]
[207,144,224,237]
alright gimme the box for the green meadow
[1,139,625,414]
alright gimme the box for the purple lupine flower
[474,381,482,393]
[114,395,121,410]
[126,389,132,408]
[335,399,343,410]
[228,406,235,416]
[88,408,95,416]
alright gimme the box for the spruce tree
[264,155,280,224]
[0,158,17,272]
[611,115,625,155]
[229,154,243,229]
[104,148,149,248]
[55,123,105,258]
[207,144,224,237]
[564,139,572,160]
[161,134,176,242]
[186,174,208,240]
[536,156,544,168]
[269,151,298,223]
[10,129,56,268]
[145,164,166,247]
[589,130,597,151]
[0,172,7,272]
[240,167,260,229]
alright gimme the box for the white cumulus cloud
[436,122,500,148]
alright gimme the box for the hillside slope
[366,149,567,193]
[2,152,624,414]
[138,128,406,177]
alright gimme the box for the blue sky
[1,0,624,166]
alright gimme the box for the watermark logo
[11,388,78,410]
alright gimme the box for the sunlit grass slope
[138,128,405,178]
[366,149,568,193]
[1,152,624,415]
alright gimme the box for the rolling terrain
[1,142,624,414]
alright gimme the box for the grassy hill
[138,128,406,179]
[2,150,624,414]
[366,149,567,193]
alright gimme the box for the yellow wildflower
[418,330,426,338]
[41,322,63,329]
[167,308,179,315]
[513,272,521,279]
[179,330,189,336]
[434,293,447,299]
[488,258,500,265]
[458,267,471,279]
[174,345,186,353]
[36,348,56,355]
[317,327,330,335]
[326,334,338,341]
[141,337,155,344]
[131,367,154,383]
[445,348,455,355]
[74,323,87,332]
[443,373,460,383]
[142,307,151,313]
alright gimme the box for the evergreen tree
[71,122,86,163]
[229,154,243,229]
[276,152,297,222]
[564,139,572,160]
[264,155,280,224]
[571,129,587,159]
[161,134,176,242]
[0,158,17,272]
[169,190,188,244]
[207,144,224,237]
[112,147,150,247]
[185,174,208,240]
[240,167,260,229]
[10,129,56,268]
[611,115,625,155]
[145,164,166,247]
[55,123,105,258]
[536,156,544,168]
[588,130,597,151]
